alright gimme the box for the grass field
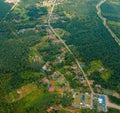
[12,91,58,113]
[6,82,58,113]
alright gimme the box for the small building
[5,0,20,3]
[98,95,106,111]
[51,72,59,79]
[53,105,60,111]
[80,64,85,68]
[41,78,49,84]
[48,87,55,92]
[89,80,94,85]
[42,65,47,71]
[46,108,52,113]
[98,95,105,105]
[34,56,40,62]
[80,94,86,105]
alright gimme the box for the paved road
[48,0,93,93]
[96,0,120,46]
[48,0,94,108]
[105,95,120,110]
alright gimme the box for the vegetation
[11,92,59,113]
[0,1,11,20]
[109,96,120,105]
[61,92,73,107]
[0,0,120,112]
[53,0,120,92]
[101,0,120,39]
[0,40,29,72]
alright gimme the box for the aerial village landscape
[0,0,120,113]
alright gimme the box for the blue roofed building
[98,95,106,111]
[80,64,85,68]
[99,95,105,105]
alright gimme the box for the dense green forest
[0,1,11,20]
[109,96,120,105]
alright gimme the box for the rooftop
[48,87,55,92]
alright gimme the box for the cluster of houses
[5,0,20,4]
[43,0,64,7]
[73,91,107,112]
[18,24,43,34]
[18,28,33,34]
[41,71,71,95]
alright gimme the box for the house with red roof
[41,78,49,84]
[48,87,55,92]
[46,108,52,113]
[89,80,94,85]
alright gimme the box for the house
[95,84,101,88]
[98,95,106,111]
[46,108,52,113]
[34,56,40,62]
[99,67,105,72]
[52,72,59,79]
[48,87,55,92]
[41,78,49,84]
[71,65,78,70]
[89,80,94,85]
[98,95,105,105]
[46,106,60,113]
[42,65,47,71]
[80,64,85,68]
[53,105,60,111]
[57,56,63,63]
[5,0,20,3]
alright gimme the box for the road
[48,0,94,108]
[96,0,120,46]
[59,105,77,113]
[105,95,120,110]
[0,1,18,23]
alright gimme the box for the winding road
[48,0,94,108]
[96,0,120,46]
